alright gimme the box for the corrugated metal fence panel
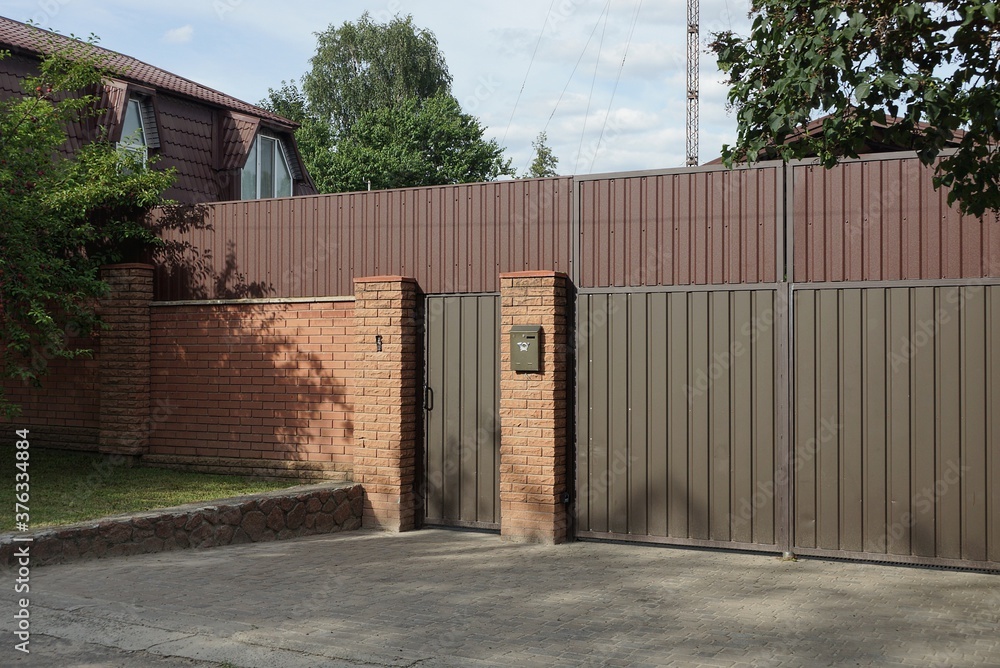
[792,157,1000,283]
[578,167,782,289]
[154,178,573,300]
[793,285,1000,568]
[424,295,501,529]
[577,290,779,548]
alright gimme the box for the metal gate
[423,294,501,529]
[575,288,788,551]
[572,158,999,570]
[791,284,1000,568]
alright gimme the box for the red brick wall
[100,264,153,456]
[351,277,422,531]
[1,348,100,451]
[149,300,355,472]
[499,271,571,544]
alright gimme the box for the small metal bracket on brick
[375,334,383,352]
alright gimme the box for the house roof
[705,112,965,165]
[0,15,296,129]
[779,112,965,149]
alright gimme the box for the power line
[524,3,611,175]
[501,0,558,148]
[540,2,610,134]
[590,0,643,173]
[575,0,612,174]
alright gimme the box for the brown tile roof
[0,14,296,129]
[779,112,966,147]
[705,111,965,164]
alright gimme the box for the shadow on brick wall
[149,292,355,476]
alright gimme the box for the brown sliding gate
[574,157,1000,570]
[576,287,787,550]
[791,283,1000,567]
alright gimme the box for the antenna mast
[686,0,699,166]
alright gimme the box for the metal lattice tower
[686,0,699,167]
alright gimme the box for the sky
[3,0,753,177]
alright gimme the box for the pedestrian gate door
[423,295,501,529]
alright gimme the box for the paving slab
[1,529,998,667]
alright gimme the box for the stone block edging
[0,482,364,568]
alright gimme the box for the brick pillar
[99,263,153,459]
[352,276,422,531]
[499,271,571,544]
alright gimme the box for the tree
[323,93,513,192]
[710,0,1000,217]
[260,82,338,192]
[265,13,512,193]
[526,131,559,178]
[303,12,452,136]
[0,40,175,416]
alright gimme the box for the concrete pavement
[2,528,998,667]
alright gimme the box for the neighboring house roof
[0,15,316,202]
[0,15,295,129]
[706,112,965,165]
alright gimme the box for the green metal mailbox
[510,325,542,372]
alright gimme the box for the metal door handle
[424,386,434,411]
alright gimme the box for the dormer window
[241,135,293,199]
[119,98,147,159]
[118,95,159,161]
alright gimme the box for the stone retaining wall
[0,483,363,568]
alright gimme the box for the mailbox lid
[510,325,542,335]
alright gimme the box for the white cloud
[162,25,194,44]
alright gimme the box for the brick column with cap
[499,271,571,544]
[99,263,153,459]
[352,276,422,531]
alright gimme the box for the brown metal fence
[577,164,784,288]
[787,154,1000,569]
[154,177,573,300]
[575,156,999,569]
[791,284,1000,567]
[574,163,789,553]
[791,154,1000,282]
[152,152,1000,569]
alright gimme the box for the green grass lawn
[2,447,298,532]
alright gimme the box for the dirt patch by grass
[2,447,298,532]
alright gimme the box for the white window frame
[118,97,148,161]
[242,135,293,199]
